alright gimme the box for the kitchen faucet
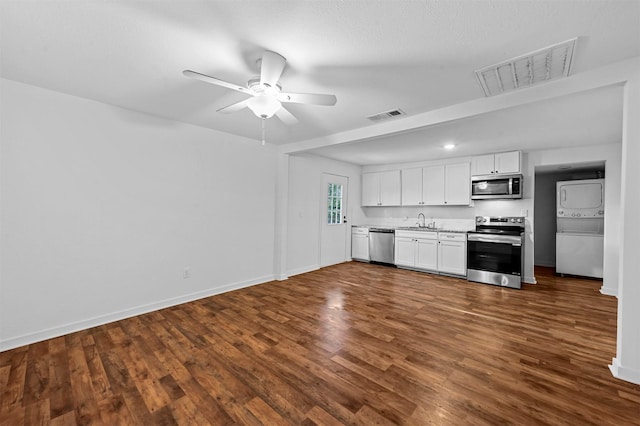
[417,213,426,228]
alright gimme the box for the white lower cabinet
[395,236,418,267]
[351,227,370,261]
[394,231,438,271]
[437,232,467,276]
[395,230,466,277]
[415,238,439,271]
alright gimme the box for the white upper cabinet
[402,163,469,206]
[471,154,496,176]
[401,168,423,205]
[444,163,470,205]
[362,170,401,206]
[379,170,402,205]
[471,151,520,176]
[422,165,446,205]
[362,172,380,206]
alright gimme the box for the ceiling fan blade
[275,106,299,126]
[216,98,251,114]
[260,51,286,88]
[277,92,337,106]
[183,70,252,95]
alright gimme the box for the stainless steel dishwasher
[368,228,395,265]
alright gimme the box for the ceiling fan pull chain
[261,117,266,145]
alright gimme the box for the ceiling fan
[183,50,337,143]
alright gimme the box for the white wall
[286,153,363,276]
[0,79,278,350]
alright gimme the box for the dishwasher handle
[369,228,395,233]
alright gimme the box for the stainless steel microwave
[471,174,523,200]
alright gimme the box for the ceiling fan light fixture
[183,49,336,128]
[247,95,281,118]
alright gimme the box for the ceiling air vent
[475,38,577,97]
[367,108,406,122]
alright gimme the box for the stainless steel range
[467,216,525,289]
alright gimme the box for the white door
[320,174,349,267]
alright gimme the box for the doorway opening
[533,161,605,271]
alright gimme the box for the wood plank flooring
[1,263,639,425]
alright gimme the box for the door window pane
[327,183,343,225]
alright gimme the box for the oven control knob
[477,217,482,222]
[576,213,581,217]
[571,213,576,217]
[558,210,564,216]
[517,218,523,223]
[598,210,604,215]
[510,218,515,222]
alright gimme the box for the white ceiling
[1,1,639,164]
[307,84,625,165]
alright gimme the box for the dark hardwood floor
[1,263,639,425]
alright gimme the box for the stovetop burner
[470,216,525,235]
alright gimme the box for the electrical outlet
[183,267,190,279]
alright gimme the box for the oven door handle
[467,234,522,245]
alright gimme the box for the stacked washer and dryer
[556,179,605,278]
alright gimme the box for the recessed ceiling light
[443,143,455,150]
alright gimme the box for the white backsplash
[358,206,476,231]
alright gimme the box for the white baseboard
[287,264,320,277]
[0,274,275,353]
[609,357,640,385]
[523,275,537,284]
[600,285,618,297]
